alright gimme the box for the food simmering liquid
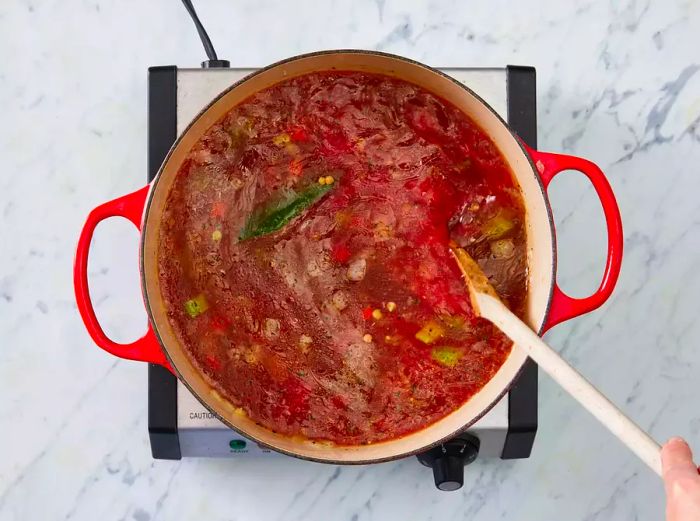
[158,71,527,445]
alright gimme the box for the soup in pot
[158,71,527,445]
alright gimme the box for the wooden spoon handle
[479,294,662,476]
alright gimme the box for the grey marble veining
[1,0,699,520]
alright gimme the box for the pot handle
[525,145,623,333]
[73,185,172,371]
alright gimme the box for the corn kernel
[325,175,335,185]
[372,309,383,320]
[386,301,397,312]
[363,334,373,343]
[318,176,326,185]
[212,229,222,241]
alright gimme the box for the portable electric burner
[146,63,538,490]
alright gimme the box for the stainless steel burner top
[147,65,538,470]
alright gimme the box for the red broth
[158,71,527,445]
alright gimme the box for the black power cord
[180,0,230,68]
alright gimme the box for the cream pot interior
[140,51,555,463]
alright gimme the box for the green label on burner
[229,439,247,451]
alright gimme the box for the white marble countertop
[1,0,699,519]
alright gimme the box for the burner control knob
[416,434,480,491]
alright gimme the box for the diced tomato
[276,378,310,421]
[204,354,221,372]
[209,314,230,332]
[331,242,351,263]
[433,394,447,408]
[362,306,373,320]
[331,395,347,410]
[372,418,389,434]
[210,201,226,218]
[288,159,303,176]
[321,131,351,156]
[289,126,309,142]
[418,178,432,192]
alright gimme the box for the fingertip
[662,437,690,456]
[661,437,695,474]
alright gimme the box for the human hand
[662,437,700,521]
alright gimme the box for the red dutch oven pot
[74,51,622,463]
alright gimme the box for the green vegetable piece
[431,346,462,367]
[482,213,515,240]
[184,294,209,318]
[239,182,333,241]
[415,321,445,344]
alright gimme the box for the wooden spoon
[451,247,662,476]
